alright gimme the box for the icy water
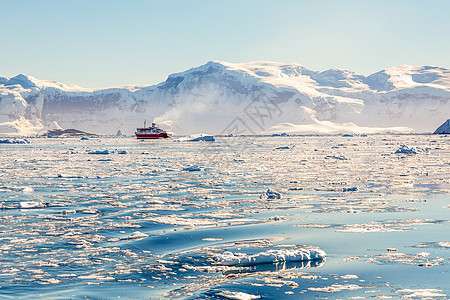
[0,135,448,299]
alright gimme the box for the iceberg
[0,139,30,144]
[342,187,359,192]
[260,189,281,199]
[177,134,215,142]
[20,201,46,209]
[127,231,149,240]
[216,291,261,300]
[395,145,426,154]
[433,119,450,134]
[88,150,111,155]
[182,166,202,172]
[325,155,348,160]
[216,248,326,266]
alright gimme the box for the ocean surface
[0,135,448,299]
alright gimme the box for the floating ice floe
[117,150,127,154]
[0,138,31,144]
[127,231,149,240]
[216,248,326,266]
[260,188,282,199]
[21,186,34,193]
[274,146,290,150]
[272,133,289,137]
[395,144,427,154]
[308,283,361,293]
[215,290,261,300]
[88,150,111,154]
[80,136,89,140]
[78,208,99,214]
[342,187,358,192]
[325,155,348,160]
[20,201,46,209]
[396,289,447,299]
[183,166,202,172]
[177,134,215,142]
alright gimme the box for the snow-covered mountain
[1,61,449,136]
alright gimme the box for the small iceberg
[127,231,149,240]
[260,188,281,199]
[395,145,426,154]
[20,201,46,209]
[325,155,348,160]
[342,187,359,192]
[272,133,289,137]
[78,208,99,214]
[274,146,290,150]
[216,291,260,300]
[22,186,34,193]
[88,150,111,155]
[0,138,31,144]
[434,119,450,134]
[216,248,326,266]
[183,166,202,172]
[177,134,215,142]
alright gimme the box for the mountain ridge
[1,61,449,136]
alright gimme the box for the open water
[0,135,448,299]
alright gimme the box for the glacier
[1,61,449,136]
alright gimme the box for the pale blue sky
[1,0,450,88]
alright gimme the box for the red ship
[135,122,169,139]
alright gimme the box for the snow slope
[1,61,449,136]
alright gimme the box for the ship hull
[136,133,169,139]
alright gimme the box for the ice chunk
[80,136,89,140]
[395,145,426,154]
[20,201,46,209]
[0,138,31,144]
[216,248,326,266]
[88,150,111,154]
[127,231,149,240]
[275,146,290,150]
[117,150,127,154]
[216,291,261,300]
[22,186,34,193]
[78,208,99,214]
[272,133,289,137]
[260,188,281,199]
[182,166,202,172]
[177,134,215,142]
[325,155,348,160]
[342,187,358,192]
